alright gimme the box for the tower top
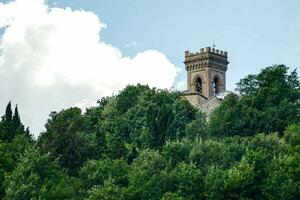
[184,47,228,58]
[184,46,229,98]
[184,47,229,73]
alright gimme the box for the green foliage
[161,192,183,200]
[101,84,198,159]
[203,133,290,200]
[185,111,207,139]
[169,162,203,199]
[83,97,110,157]
[12,106,21,131]
[0,103,33,199]
[86,178,122,200]
[0,102,31,142]
[284,124,300,147]
[261,124,300,199]
[5,102,12,123]
[262,153,300,200]
[207,93,241,136]
[189,136,246,170]
[1,64,300,199]
[80,158,129,190]
[0,141,13,198]
[162,139,192,167]
[209,65,300,136]
[124,149,169,200]
[4,147,81,200]
[38,108,96,175]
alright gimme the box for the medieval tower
[183,47,229,115]
[184,47,229,98]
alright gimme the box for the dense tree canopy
[0,102,32,199]
[37,108,96,175]
[208,65,300,136]
[0,65,300,199]
[98,84,199,160]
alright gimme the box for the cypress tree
[12,105,21,129]
[0,102,14,141]
[5,101,12,122]
[1,103,28,142]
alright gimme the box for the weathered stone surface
[182,92,207,107]
[198,96,221,116]
[183,46,230,115]
[182,92,226,116]
[184,47,229,98]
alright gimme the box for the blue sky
[50,0,300,90]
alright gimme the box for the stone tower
[184,47,229,98]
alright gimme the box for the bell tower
[184,47,229,98]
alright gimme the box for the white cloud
[0,0,178,136]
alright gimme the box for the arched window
[213,77,219,95]
[195,77,202,94]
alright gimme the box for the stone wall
[182,93,207,107]
[182,92,222,117]
[198,96,221,117]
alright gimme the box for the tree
[4,147,81,200]
[204,165,227,200]
[259,124,300,199]
[284,124,300,147]
[0,141,13,199]
[262,153,300,200]
[12,106,21,130]
[83,97,110,157]
[0,134,34,199]
[86,178,123,200]
[185,111,207,139]
[101,85,197,159]
[38,108,95,175]
[189,136,246,170]
[170,162,204,199]
[0,102,13,142]
[80,158,129,191]
[4,102,12,123]
[0,103,31,142]
[208,65,300,136]
[124,149,169,200]
[204,148,272,200]
[162,139,192,167]
[161,192,183,200]
[125,89,196,149]
[143,100,176,148]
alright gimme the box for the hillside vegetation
[1,65,300,200]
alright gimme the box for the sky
[0,0,300,136]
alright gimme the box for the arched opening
[195,77,202,94]
[213,77,219,95]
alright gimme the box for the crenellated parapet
[184,46,229,98]
[184,47,229,72]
